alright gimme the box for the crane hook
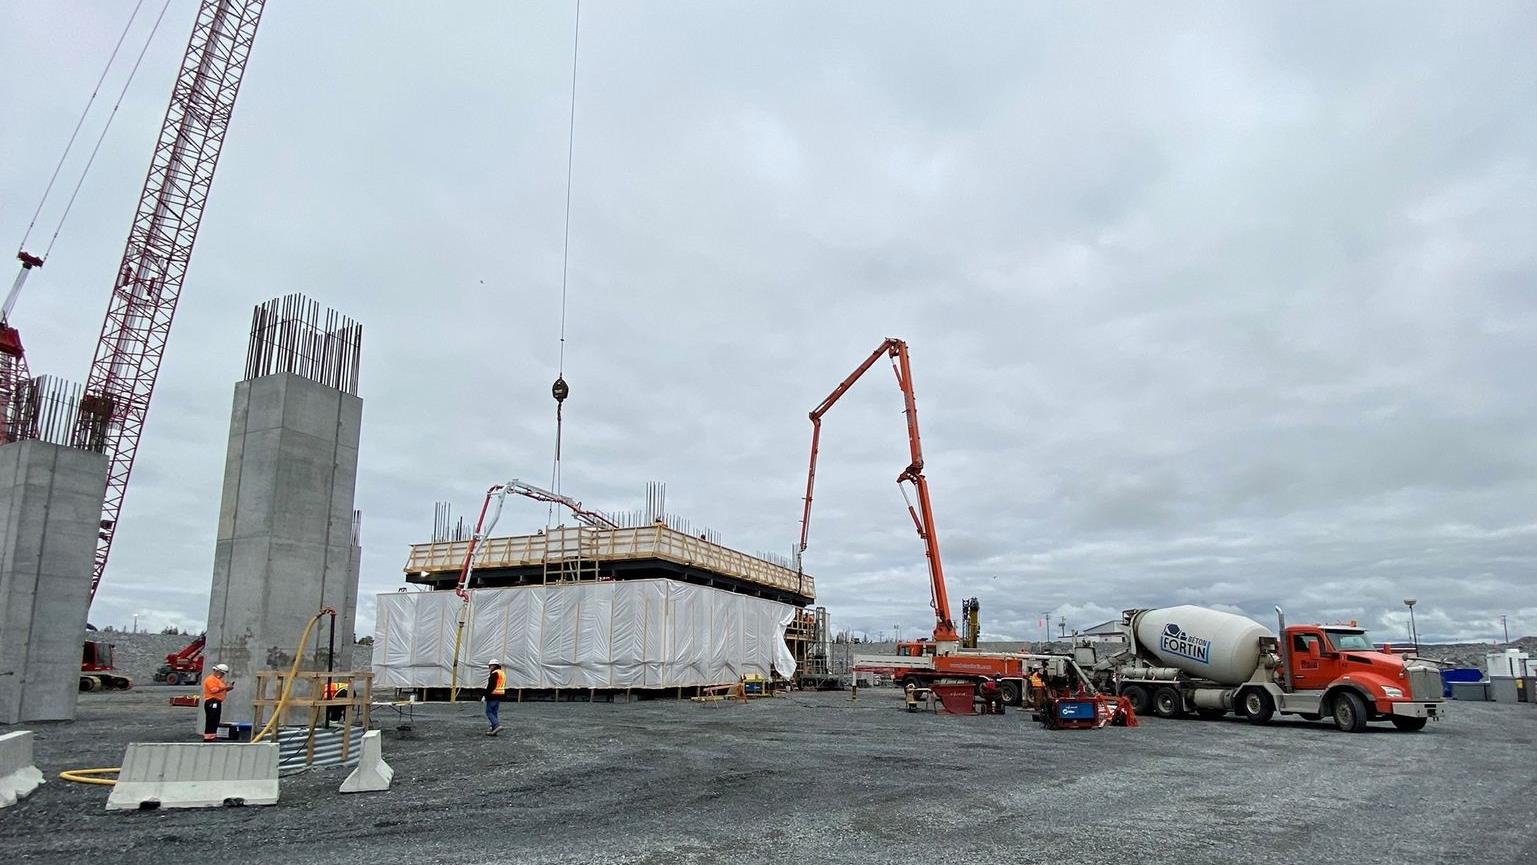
[552,376,569,403]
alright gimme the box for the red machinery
[80,639,132,691]
[799,338,1032,705]
[153,633,205,685]
[0,252,44,441]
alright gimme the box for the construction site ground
[6,686,1533,865]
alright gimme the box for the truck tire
[1236,688,1274,724]
[1001,680,1023,707]
[902,676,922,692]
[1391,715,1428,732]
[1331,691,1369,733]
[1119,684,1151,715]
[1153,685,1186,718]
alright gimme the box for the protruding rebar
[244,293,362,395]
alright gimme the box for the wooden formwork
[252,670,372,766]
[405,524,816,601]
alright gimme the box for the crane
[0,252,44,442]
[797,337,959,645]
[69,0,268,601]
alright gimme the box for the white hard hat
[214,663,230,673]
[488,658,500,666]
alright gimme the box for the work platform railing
[405,524,815,600]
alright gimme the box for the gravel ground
[4,686,1534,865]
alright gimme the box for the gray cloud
[2,2,1533,646]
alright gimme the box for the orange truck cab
[1273,622,1442,731]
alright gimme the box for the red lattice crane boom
[797,337,959,644]
[72,0,268,601]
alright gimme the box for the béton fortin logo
[1160,623,1211,664]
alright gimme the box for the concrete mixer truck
[1082,605,1444,733]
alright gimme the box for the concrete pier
[204,370,363,724]
[0,440,109,724]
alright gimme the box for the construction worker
[322,678,349,724]
[484,659,506,736]
[1027,668,1045,709]
[980,676,1004,714]
[201,663,233,742]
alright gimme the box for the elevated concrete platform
[404,524,815,607]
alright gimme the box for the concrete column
[0,440,109,724]
[204,372,362,724]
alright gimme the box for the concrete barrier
[339,730,393,794]
[0,730,45,808]
[106,742,279,811]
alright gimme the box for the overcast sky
[3,2,1533,644]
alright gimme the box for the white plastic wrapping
[372,579,797,690]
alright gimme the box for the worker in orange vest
[1027,670,1045,709]
[201,663,233,742]
[484,659,506,736]
[322,679,349,724]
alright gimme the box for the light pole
[1403,599,1418,653]
[1500,614,1509,646]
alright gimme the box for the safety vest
[202,673,230,702]
[1029,674,1043,688]
[490,669,507,696]
[322,681,348,700]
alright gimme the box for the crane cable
[60,609,332,787]
[547,0,581,523]
[20,0,175,261]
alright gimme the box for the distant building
[1078,620,1126,645]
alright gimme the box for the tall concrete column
[204,296,362,725]
[0,422,109,724]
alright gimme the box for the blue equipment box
[1056,699,1097,720]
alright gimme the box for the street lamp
[1403,599,1418,653]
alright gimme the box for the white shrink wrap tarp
[373,579,797,690]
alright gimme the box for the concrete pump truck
[797,338,1039,705]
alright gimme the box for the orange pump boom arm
[797,338,958,643]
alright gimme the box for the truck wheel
[1331,691,1369,733]
[1153,686,1185,718]
[1001,680,1022,707]
[902,676,921,691]
[1391,715,1428,732]
[1237,688,1274,724]
[1119,684,1150,715]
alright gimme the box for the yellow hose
[449,617,466,703]
[60,608,331,785]
[251,610,328,744]
[58,768,119,786]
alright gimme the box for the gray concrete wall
[0,441,109,724]
[204,372,362,724]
